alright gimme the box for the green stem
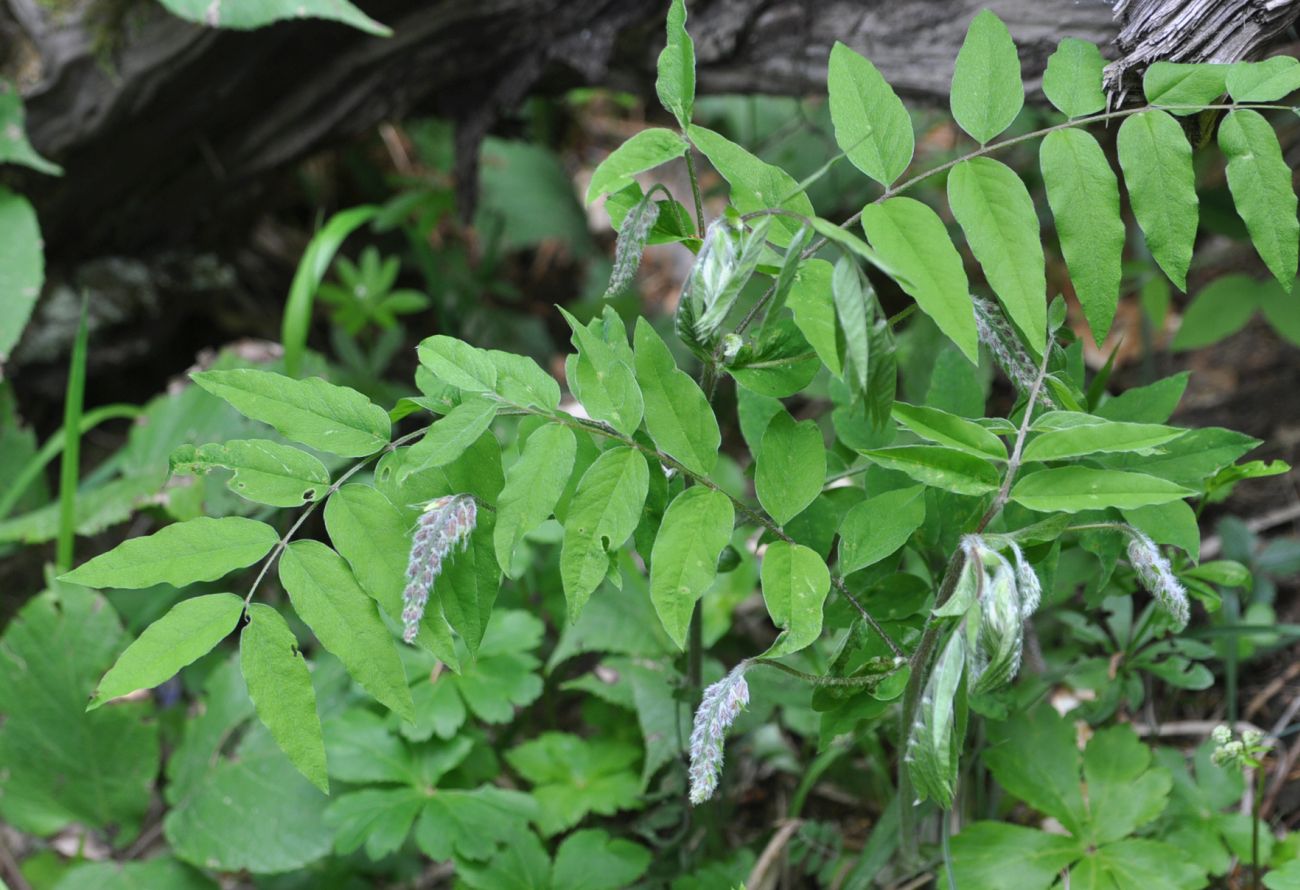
[243,427,426,606]
[1253,760,1264,890]
[684,149,707,237]
[527,406,905,658]
[56,297,90,574]
[749,657,904,688]
[0,404,142,521]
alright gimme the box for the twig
[976,344,1052,533]
[0,829,32,890]
[745,819,804,890]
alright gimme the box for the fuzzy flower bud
[604,195,660,299]
[402,494,477,644]
[972,295,1056,410]
[1125,528,1190,630]
[688,663,750,805]
[1008,541,1042,619]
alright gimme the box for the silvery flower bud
[402,494,477,644]
[688,664,751,805]
[1125,528,1190,629]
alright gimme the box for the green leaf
[1171,274,1269,350]
[1122,500,1200,560]
[156,0,389,34]
[1011,467,1194,513]
[61,516,278,589]
[192,369,390,457]
[947,823,1082,890]
[755,410,826,525]
[786,258,843,377]
[892,402,1007,460]
[278,540,414,720]
[687,124,815,246]
[633,319,720,475]
[559,307,645,437]
[984,705,1086,832]
[1143,62,1229,112]
[1021,420,1185,462]
[1083,839,1207,890]
[506,732,642,836]
[1098,427,1259,485]
[324,484,458,668]
[656,0,695,128]
[417,334,498,393]
[52,859,214,890]
[858,445,999,496]
[488,350,561,412]
[1042,38,1106,118]
[280,205,380,376]
[861,197,978,362]
[164,707,331,874]
[1096,372,1188,423]
[1219,109,1299,290]
[169,439,331,507]
[760,540,831,657]
[560,447,650,621]
[0,85,62,175]
[495,423,577,576]
[1040,129,1125,343]
[552,829,653,890]
[838,485,926,575]
[326,787,423,859]
[586,128,688,204]
[0,187,43,362]
[948,157,1047,353]
[91,593,244,710]
[649,487,735,648]
[1116,111,1198,290]
[833,257,871,392]
[240,603,328,794]
[413,786,538,863]
[1082,725,1172,845]
[827,42,913,185]
[0,584,158,835]
[950,9,1024,144]
[438,513,502,657]
[402,396,498,477]
[1226,56,1300,102]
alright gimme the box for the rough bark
[1,0,1296,257]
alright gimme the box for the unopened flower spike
[1124,527,1190,630]
[402,494,477,644]
[972,295,1057,410]
[1007,541,1042,618]
[688,662,751,806]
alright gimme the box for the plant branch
[684,148,707,237]
[529,406,906,658]
[976,343,1052,533]
[243,427,426,606]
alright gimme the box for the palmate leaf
[860,197,978,363]
[0,584,158,836]
[1218,109,1299,291]
[947,157,1047,353]
[827,42,914,185]
[1039,128,1125,343]
[1116,111,1198,290]
[506,732,642,836]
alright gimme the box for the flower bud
[688,664,750,805]
[402,494,477,644]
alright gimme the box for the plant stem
[976,344,1052,533]
[529,406,906,658]
[1253,760,1264,890]
[55,296,90,574]
[684,149,707,237]
[749,657,903,688]
[243,427,426,606]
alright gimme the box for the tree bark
[2,0,1296,257]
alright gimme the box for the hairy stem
[685,149,707,237]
